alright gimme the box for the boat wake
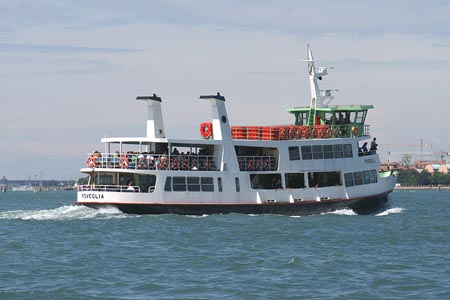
[375,207,405,216]
[323,208,357,216]
[0,205,128,221]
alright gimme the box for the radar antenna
[304,44,337,108]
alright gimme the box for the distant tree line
[397,169,450,186]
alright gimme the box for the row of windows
[288,144,353,160]
[163,170,378,193]
[250,171,342,189]
[164,176,221,192]
[344,170,378,187]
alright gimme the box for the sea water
[0,190,449,300]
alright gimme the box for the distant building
[0,176,8,185]
[438,164,450,174]
[0,176,8,191]
[423,164,450,174]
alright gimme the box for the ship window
[362,171,371,184]
[296,112,308,125]
[312,145,324,159]
[173,176,186,191]
[218,177,223,192]
[201,177,214,192]
[137,174,157,193]
[96,174,113,185]
[235,177,240,192]
[164,177,172,191]
[301,146,312,160]
[285,173,305,189]
[288,146,300,160]
[355,111,365,124]
[370,170,378,183]
[333,144,343,158]
[308,171,342,187]
[353,172,363,186]
[323,145,333,159]
[187,176,200,192]
[343,144,353,158]
[344,173,354,187]
[250,174,282,189]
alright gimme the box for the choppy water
[0,190,449,299]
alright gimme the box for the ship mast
[306,44,335,109]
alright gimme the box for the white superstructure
[77,46,396,215]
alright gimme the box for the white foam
[185,214,209,218]
[375,207,405,216]
[324,208,357,216]
[0,205,127,221]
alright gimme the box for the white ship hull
[76,46,396,215]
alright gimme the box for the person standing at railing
[127,182,136,192]
[370,137,378,154]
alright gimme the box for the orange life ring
[326,128,332,138]
[138,157,148,169]
[119,155,129,169]
[200,122,213,139]
[312,128,319,138]
[181,159,189,170]
[296,128,303,139]
[279,127,289,140]
[333,128,339,138]
[171,158,179,170]
[289,128,296,140]
[352,126,359,137]
[86,155,96,168]
[303,127,311,139]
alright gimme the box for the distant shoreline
[395,185,450,190]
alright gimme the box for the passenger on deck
[127,182,136,192]
[370,137,378,153]
[362,142,368,153]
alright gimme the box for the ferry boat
[77,46,396,215]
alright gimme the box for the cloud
[0,43,144,54]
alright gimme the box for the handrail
[85,153,218,171]
[231,124,370,140]
[237,155,277,171]
[78,184,141,193]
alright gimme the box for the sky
[1,0,450,179]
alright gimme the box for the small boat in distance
[76,45,396,215]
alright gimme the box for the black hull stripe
[77,192,390,216]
